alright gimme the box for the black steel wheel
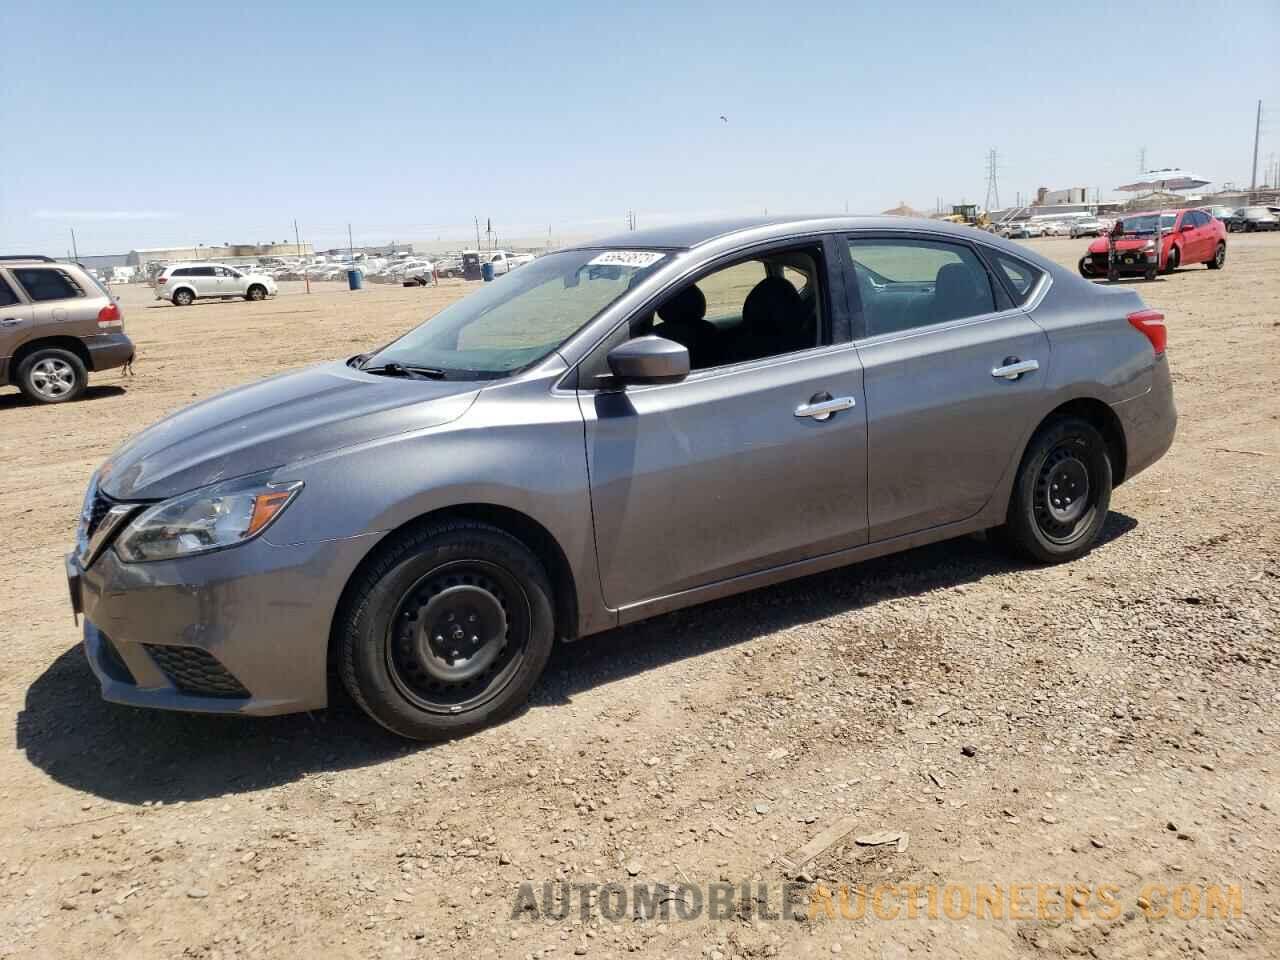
[1207,242,1225,270]
[990,417,1112,564]
[338,520,555,740]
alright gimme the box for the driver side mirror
[606,335,690,385]
[1182,222,1196,231]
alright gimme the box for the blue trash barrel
[481,261,495,282]
[347,269,363,290]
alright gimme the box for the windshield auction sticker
[587,251,665,269]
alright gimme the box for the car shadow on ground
[0,385,127,411]
[17,512,1138,805]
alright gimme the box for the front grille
[98,633,136,684]
[143,645,250,698]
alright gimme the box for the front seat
[731,276,807,362]
[654,284,719,367]
[931,262,991,325]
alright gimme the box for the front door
[845,234,1050,542]
[580,240,868,611]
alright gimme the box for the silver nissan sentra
[66,217,1176,740]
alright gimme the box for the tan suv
[0,256,135,404]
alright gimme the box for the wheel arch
[1031,397,1128,485]
[328,503,581,666]
[11,335,91,374]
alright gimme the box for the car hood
[99,361,480,501]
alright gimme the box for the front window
[1115,214,1177,235]
[364,249,668,379]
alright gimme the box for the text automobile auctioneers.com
[511,880,1245,924]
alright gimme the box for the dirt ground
[2,235,1277,960]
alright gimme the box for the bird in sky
[719,115,728,123]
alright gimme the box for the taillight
[1128,309,1166,355]
[157,277,167,284]
[98,303,122,328]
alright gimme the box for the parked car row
[1223,206,1280,232]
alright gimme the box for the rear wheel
[245,284,267,301]
[337,521,555,740]
[991,417,1112,564]
[173,288,194,306]
[16,347,87,404]
[1207,242,1226,269]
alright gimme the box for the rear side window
[847,238,996,337]
[988,251,1045,305]
[192,266,216,277]
[0,275,20,306]
[12,268,84,302]
[171,268,191,277]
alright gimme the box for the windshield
[1116,214,1177,235]
[364,249,668,378]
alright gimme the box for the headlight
[1142,240,1156,251]
[115,474,302,563]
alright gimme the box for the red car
[1078,208,1227,280]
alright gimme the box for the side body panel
[580,345,868,609]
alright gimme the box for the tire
[1163,246,1179,273]
[1077,256,1098,279]
[991,417,1112,565]
[245,285,267,301]
[1207,242,1226,269]
[16,347,87,404]
[173,288,194,306]
[337,520,556,741]
[1143,264,1158,281]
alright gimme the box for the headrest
[658,285,707,325]
[742,276,803,335]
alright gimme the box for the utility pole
[294,219,310,294]
[347,223,354,263]
[1138,146,1147,174]
[70,228,79,262]
[984,148,1000,212]
[1249,99,1262,193]
[474,217,481,250]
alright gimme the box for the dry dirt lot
[2,236,1278,959]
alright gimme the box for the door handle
[794,395,856,421]
[991,358,1039,380]
[0,318,22,327]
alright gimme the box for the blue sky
[3,0,1277,255]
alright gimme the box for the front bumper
[1088,250,1157,274]
[85,332,135,373]
[70,529,383,717]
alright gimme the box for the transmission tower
[984,149,1000,211]
[1138,146,1147,173]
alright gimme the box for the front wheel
[337,521,555,740]
[990,417,1112,564]
[1163,246,1179,273]
[1077,256,1098,279]
[245,284,267,301]
[1207,243,1226,269]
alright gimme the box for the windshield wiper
[360,361,448,380]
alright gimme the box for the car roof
[584,214,1031,251]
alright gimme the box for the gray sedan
[67,216,1177,740]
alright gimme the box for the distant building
[126,241,313,267]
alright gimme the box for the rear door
[188,266,217,296]
[0,271,37,379]
[844,234,1050,542]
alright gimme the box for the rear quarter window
[13,268,84,302]
[0,275,21,307]
[987,251,1045,306]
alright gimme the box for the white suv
[155,263,278,306]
